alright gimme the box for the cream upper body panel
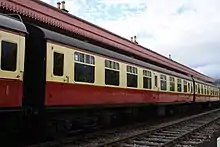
[0,30,25,81]
[46,41,218,97]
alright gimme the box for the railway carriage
[0,14,26,110]
[29,25,218,108]
[0,13,219,139]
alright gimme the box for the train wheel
[46,119,72,140]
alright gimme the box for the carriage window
[105,60,119,70]
[74,63,94,83]
[143,70,152,89]
[127,65,138,88]
[198,84,200,94]
[204,86,207,95]
[160,74,167,91]
[169,77,175,91]
[188,83,190,92]
[183,80,187,92]
[177,79,182,92]
[105,60,120,86]
[74,52,95,83]
[201,85,204,94]
[74,52,95,64]
[1,41,17,71]
[53,52,64,76]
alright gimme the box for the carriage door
[0,30,24,107]
[153,73,159,101]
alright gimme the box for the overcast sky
[42,0,220,79]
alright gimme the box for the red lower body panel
[0,79,22,107]
[45,82,196,106]
[195,95,219,102]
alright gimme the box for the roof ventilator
[57,1,69,12]
[131,35,138,44]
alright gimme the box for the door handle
[16,71,24,78]
[66,76,70,83]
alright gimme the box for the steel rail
[107,109,220,147]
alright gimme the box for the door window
[1,41,17,71]
[53,52,64,76]
[154,75,158,87]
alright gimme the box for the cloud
[176,5,196,14]
[41,0,220,79]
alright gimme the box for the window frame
[105,59,120,86]
[0,30,24,81]
[187,82,191,93]
[198,84,200,94]
[74,51,95,65]
[177,78,182,92]
[195,84,198,93]
[126,65,138,88]
[53,51,64,77]
[143,69,152,89]
[160,74,167,91]
[201,85,204,95]
[154,75,158,87]
[169,76,175,91]
[47,44,69,83]
[74,51,95,83]
[0,40,18,72]
[183,80,187,93]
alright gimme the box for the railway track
[28,108,220,147]
[111,110,220,147]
